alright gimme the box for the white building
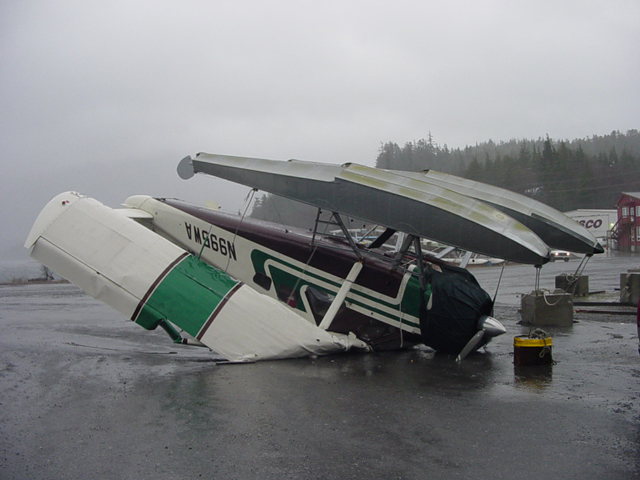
[564,209,617,249]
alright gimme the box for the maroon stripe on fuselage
[131,251,189,322]
[159,198,404,296]
[196,281,244,341]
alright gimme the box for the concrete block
[555,274,589,296]
[620,273,640,305]
[520,290,573,327]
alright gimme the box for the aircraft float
[25,153,603,362]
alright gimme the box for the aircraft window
[253,272,272,291]
[304,286,337,324]
[276,284,298,307]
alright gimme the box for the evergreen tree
[254,130,640,225]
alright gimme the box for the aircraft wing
[395,170,603,255]
[25,191,367,362]
[178,153,551,265]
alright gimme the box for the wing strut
[311,209,364,261]
[368,227,397,250]
[331,212,364,261]
[413,237,428,291]
[318,260,363,330]
[391,234,415,269]
[459,250,474,269]
[309,209,367,330]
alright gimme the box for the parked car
[550,250,571,262]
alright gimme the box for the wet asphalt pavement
[0,254,639,479]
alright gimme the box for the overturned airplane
[25,153,603,362]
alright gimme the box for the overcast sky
[2,0,639,260]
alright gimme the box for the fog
[2,1,639,259]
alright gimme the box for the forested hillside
[251,130,640,226]
[377,130,640,211]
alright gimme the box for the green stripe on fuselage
[250,249,421,328]
[134,255,239,336]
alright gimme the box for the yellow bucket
[514,336,553,366]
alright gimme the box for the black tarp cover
[419,264,493,354]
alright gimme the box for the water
[1,273,638,479]
[471,251,640,306]
[0,258,49,283]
